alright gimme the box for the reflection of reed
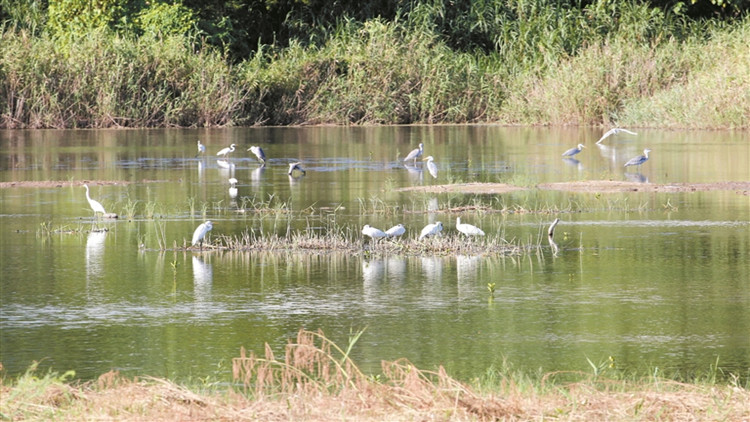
[85,231,107,280]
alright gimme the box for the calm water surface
[1,127,749,382]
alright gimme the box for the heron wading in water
[624,148,652,169]
[216,143,236,158]
[562,143,585,157]
[248,146,266,164]
[83,184,106,217]
[403,143,423,163]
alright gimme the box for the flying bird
[624,148,652,168]
[403,143,424,163]
[419,221,443,240]
[456,217,485,236]
[191,221,213,249]
[216,143,236,157]
[385,224,406,238]
[596,128,637,145]
[424,156,438,179]
[362,224,387,240]
[247,146,266,163]
[562,143,585,157]
[83,184,106,216]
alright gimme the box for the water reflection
[385,256,407,284]
[456,255,481,299]
[85,230,107,281]
[192,255,213,302]
[562,157,582,171]
[403,162,423,184]
[217,159,235,179]
[250,164,266,187]
[624,172,649,183]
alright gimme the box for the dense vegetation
[1,0,748,128]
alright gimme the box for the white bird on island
[362,224,387,240]
[596,128,637,145]
[83,184,106,216]
[228,178,238,198]
[288,162,306,176]
[424,156,438,179]
[456,217,485,236]
[191,221,213,249]
[562,143,585,157]
[419,221,443,240]
[216,143,236,157]
[196,140,206,157]
[385,224,406,238]
[624,148,652,169]
[403,143,424,163]
[247,146,266,163]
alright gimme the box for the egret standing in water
[624,148,652,169]
[596,128,637,145]
[385,224,406,238]
[216,143,236,158]
[562,143,585,157]
[419,221,443,240]
[228,178,238,198]
[83,184,106,216]
[456,217,485,236]
[424,156,438,179]
[403,143,423,163]
[288,162,306,176]
[196,140,206,157]
[362,224,387,240]
[247,146,266,164]
[192,221,213,249]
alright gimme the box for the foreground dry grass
[3,331,749,421]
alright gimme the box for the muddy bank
[396,182,526,194]
[0,180,156,189]
[398,181,750,195]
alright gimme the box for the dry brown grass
[3,332,749,421]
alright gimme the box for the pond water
[1,127,749,383]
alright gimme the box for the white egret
[403,142,423,163]
[228,178,238,198]
[596,128,637,145]
[196,140,206,157]
[362,224,387,240]
[216,143,236,157]
[624,148,652,168]
[385,224,406,238]
[424,155,438,179]
[456,217,485,236]
[191,220,213,249]
[562,143,585,157]
[83,184,106,216]
[247,146,266,163]
[288,162,306,175]
[419,221,443,240]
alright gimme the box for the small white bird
[288,162,306,175]
[624,148,652,168]
[362,224,387,240]
[216,143,236,157]
[562,143,585,157]
[196,140,206,157]
[191,221,213,249]
[83,184,106,216]
[596,128,637,145]
[419,221,443,240]
[247,146,266,163]
[228,178,238,198]
[403,143,424,163]
[424,156,438,179]
[385,224,406,238]
[456,217,485,236]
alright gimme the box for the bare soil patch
[538,180,750,194]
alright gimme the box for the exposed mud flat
[398,181,750,195]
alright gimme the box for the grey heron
[191,220,213,249]
[216,143,236,157]
[83,184,106,216]
[562,143,585,157]
[596,128,637,145]
[624,148,652,168]
[247,146,266,163]
[403,143,423,163]
[419,221,443,240]
[385,224,406,238]
[456,217,485,236]
[362,224,387,240]
[424,156,438,179]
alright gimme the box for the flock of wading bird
[80,128,646,250]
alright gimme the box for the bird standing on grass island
[456,217,485,236]
[562,143,585,157]
[419,222,443,240]
[362,225,387,240]
[248,146,266,164]
[385,224,406,238]
[403,143,424,163]
[216,143,236,157]
[83,184,106,216]
[624,148,652,169]
[192,221,213,249]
